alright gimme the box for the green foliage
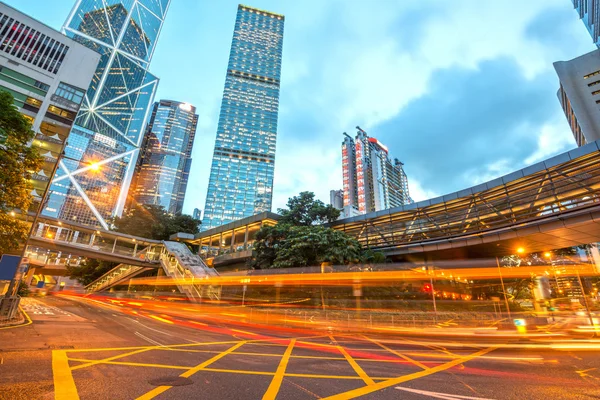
[0,90,42,254]
[66,258,119,286]
[249,191,378,269]
[113,204,200,240]
[250,224,362,269]
[360,249,387,264]
[17,280,30,297]
[278,191,340,226]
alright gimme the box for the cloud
[373,57,573,196]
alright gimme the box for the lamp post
[495,256,512,320]
[1,149,100,317]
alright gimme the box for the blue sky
[8,0,597,215]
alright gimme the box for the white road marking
[395,387,495,400]
[134,331,165,347]
[131,319,174,337]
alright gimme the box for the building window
[46,104,76,120]
[34,81,50,91]
[54,82,85,105]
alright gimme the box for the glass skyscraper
[130,99,198,215]
[571,1,600,47]
[202,5,284,231]
[43,0,170,229]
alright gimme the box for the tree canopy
[277,191,340,226]
[250,192,383,269]
[0,90,42,254]
[113,204,200,240]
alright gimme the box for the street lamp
[495,251,515,320]
[1,149,101,317]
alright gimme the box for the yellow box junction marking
[262,339,296,400]
[361,335,429,370]
[322,346,497,399]
[136,341,247,400]
[329,335,375,386]
[71,348,155,371]
[53,350,80,400]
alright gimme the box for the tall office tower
[341,127,411,215]
[202,5,284,231]
[192,208,202,220]
[554,49,600,146]
[570,0,600,47]
[43,0,170,229]
[129,100,198,215]
[0,3,100,216]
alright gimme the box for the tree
[0,90,42,254]
[249,192,370,269]
[278,191,340,226]
[113,204,200,240]
[273,225,362,269]
[66,259,118,286]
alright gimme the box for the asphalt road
[1,295,599,400]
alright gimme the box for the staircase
[86,242,220,301]
[159,241,220,301]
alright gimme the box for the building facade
[341,126,410,215]
[202,5,284,231]
[43,0,170,229]
[193,208,202,220]
[571,0,600,47]
[554,49,600,146]
[0,3,99,217]
[129,100,197,215]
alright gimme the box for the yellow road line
[71,348,154,371]
[187,320,207,326]
[67,358,190,370]
[0,306,32,330]
[53,350,80,400]
[149,315,173,324]
[330,336,375,386]
[263,339,296,400]
[202,368,394,381]
[231,329,257,335]
[136,341,247,400]
[362,336,429,370]
[322,346,497,399]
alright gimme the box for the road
[0,295,599,400]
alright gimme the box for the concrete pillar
[244,225,249,250]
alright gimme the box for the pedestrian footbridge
[25,216,219,300]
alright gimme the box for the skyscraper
[202,5,284,231]
[554,49,600,146]
[342,127,411,215]
[43,0,170,229]
[130,100,198,215]
[570,0,600,47]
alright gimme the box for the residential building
[329,189,344,209]
[570,0,600,47]
[202,5,284,231]
[341,126,410,215]
[43,0,170,229]
[129,100,197,215]
[0,3,99,217]
[554,49,600,146]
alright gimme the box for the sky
[7,0,597,215]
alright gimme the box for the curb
[0,307,32,330]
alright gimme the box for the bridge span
[330,140,600,260]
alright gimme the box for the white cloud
[525,119,575,165]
